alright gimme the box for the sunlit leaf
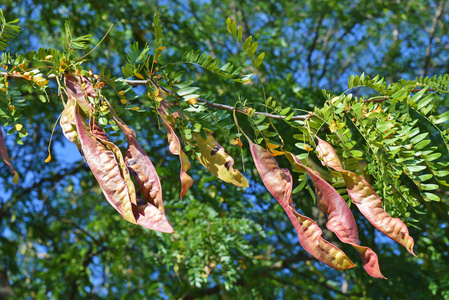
[192,131,248,187]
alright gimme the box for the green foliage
[1,1,449,299]
[180,49,248,82]
[121,42,151,78]
[64,22,92,53]
[0,8,20,51]
[227,18,265,68]
[311,73,449,223]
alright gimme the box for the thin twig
[75,24,114,62]
[1,72,310,120]
[363,97,388,103]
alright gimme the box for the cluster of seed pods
[44,74,415,278]
[61,75,173,233]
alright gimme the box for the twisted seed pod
[316,137,415,256]
[74,103,136,224]
[157,107,193,198]
[249,140,355,270]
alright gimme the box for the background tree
[1,0,449,299]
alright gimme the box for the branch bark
[423,1,445,77]
[307,11,326,88]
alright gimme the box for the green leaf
[231,21,237,37]
[197,52,207,64]
[165,105,181,115]
[247,42,258,56]
[417,94,434,110]
[407,165,426,172]
[243,36,252,51]
[202,56,213,68]
[254,52,265,68]
[419,183,439,191]
[410,132,428,144]
[435,170,449,177]
[177,87,200,96]
[418,174,433,181]
[376,121,394,132]
[279,107,290,116]
[433,111,449,124]
[306,184,317,204]
[409,86,428,103]
[174,80,194,89]
[348,75,354,89]
[285,112,295,121]
[253,114,266,124]
[423,192,440,202]
[292,178,307,194]
[226,17,232,34]
[237,26,243,43]
[415,139,430,150]
[349,150,363,157]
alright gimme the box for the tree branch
[423,1,445,77]
[1,72,310,120]
[307,11,326,88]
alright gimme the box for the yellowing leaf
[118,90,125,96]
[14,124,23,131]
[155,89,163,102]
[266,142,284,156]
[187,98,198,105]
[192,131,248,187]
[45,153,52,163]
[329,120,342,133]
[269,149,284,156]
[304,144,314,151]
[33,76,49,87]
[266,142,280,150]
[130,107,140,111]
[12,171,19,184]
[121,99,127,105]
[365,104,383,117]
[135,73,144,79]
[230,138,243,147]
